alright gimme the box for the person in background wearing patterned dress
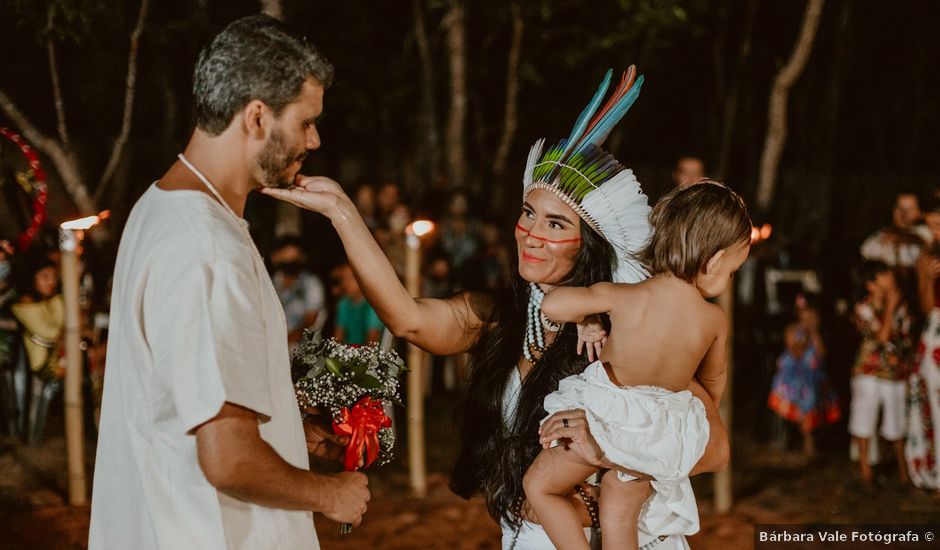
[907,196,940,492]
[767,294,841,458]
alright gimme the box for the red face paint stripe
[515,223,582,244]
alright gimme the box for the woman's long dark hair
[448,219,615,525]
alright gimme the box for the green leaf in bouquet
[324,357,345,376]
[303,328,324,346]
[350,361,368,375]
[305,355,326,379]
[353,373,382,389]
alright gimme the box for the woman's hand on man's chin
[260,175,352,219]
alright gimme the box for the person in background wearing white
[861,192,932,307]
[907,196,940,491]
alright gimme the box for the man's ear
[241,100,268,140]
[704,249,726,275]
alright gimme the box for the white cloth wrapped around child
[542,361,710,537]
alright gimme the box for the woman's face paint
[515,188,582,285]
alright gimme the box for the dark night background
[1,2,940,547]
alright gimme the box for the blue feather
[577,75,644,152]
[555,69,613,165]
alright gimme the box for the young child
[849,260,914,486]
[333,263,384,345]
[523,181,751,550]
[767,294,841,457]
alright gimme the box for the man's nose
[306,126,321,150]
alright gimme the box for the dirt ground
[0,405,937,550]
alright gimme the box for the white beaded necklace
[523,282,561,363]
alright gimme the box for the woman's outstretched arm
[262,177,491,356]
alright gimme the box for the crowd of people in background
[267,180,513,353]
[2,160,939,500]
[854,192,940,492]
[760,189,940,493]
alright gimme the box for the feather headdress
[522,66,651,283]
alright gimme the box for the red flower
[933,348,940,365]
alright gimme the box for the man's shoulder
[126,186,251,261]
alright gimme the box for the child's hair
[639,179,752,282]
[855,260,891,300]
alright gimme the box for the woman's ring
[562,418,569,428]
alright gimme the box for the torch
[59,211,108,506]
[404,219,434,497]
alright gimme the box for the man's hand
[321,471,370,526]
[302,409,349,462]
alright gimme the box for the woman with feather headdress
[265,66,729,549]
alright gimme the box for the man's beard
[257,127,307,189]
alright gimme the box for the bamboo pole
[714,281,734,513]
[60,227,87,506]
[405,221,434,497]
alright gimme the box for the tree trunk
[412,0,442,189]
[444,0,467,188]
[492,3,523,179]
[755,0,825,214]
[0,90,97,216]
[0,0,151,218]
[716,0,759,179]
[94,0,152,204]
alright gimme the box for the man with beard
[89,15,369,550]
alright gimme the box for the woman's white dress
[500,366,691,550]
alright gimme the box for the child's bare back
[542,275,728,404]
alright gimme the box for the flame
[750,223,773,244]
[61,210,110,231]
[760,224,772,240]
[408,220,435,237]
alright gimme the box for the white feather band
[521,142,651,284]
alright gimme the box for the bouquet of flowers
[293,331,405,469]
[292,331,406,532]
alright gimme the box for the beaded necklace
[523,283,562,363]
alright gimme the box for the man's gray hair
[193,14,334,135]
